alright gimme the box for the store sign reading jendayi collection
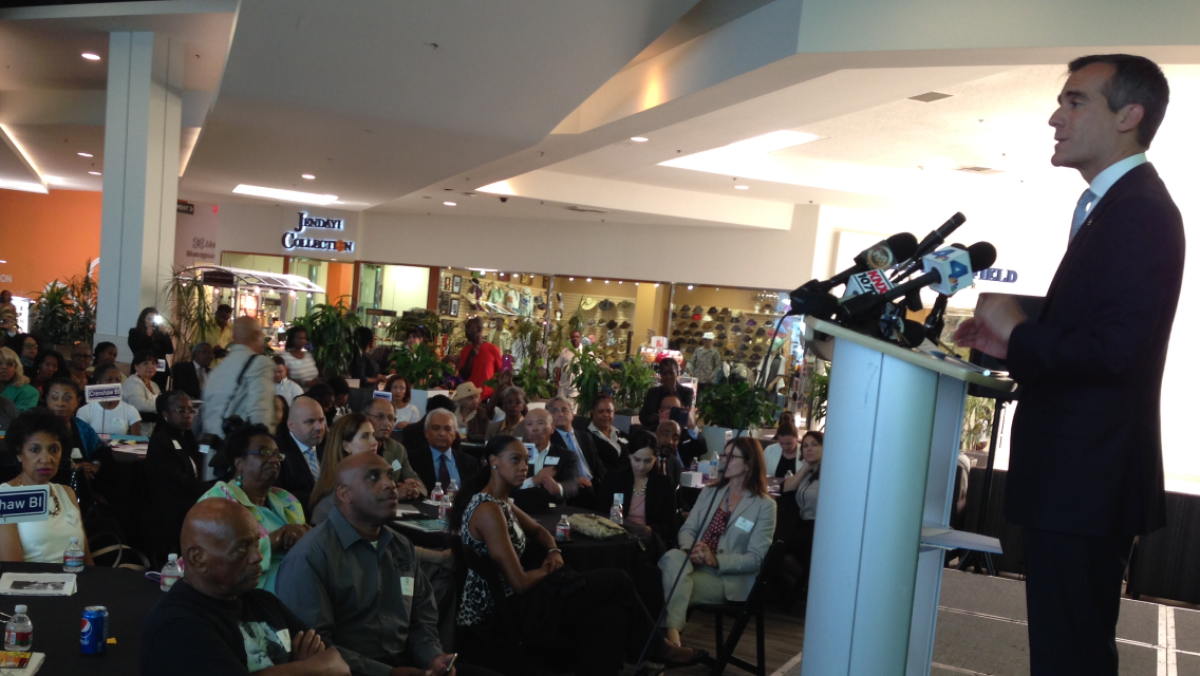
[282,212,355,253]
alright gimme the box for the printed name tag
[157,359,167,372]
[734,517,755,533]
[172,440,182,450]
[391,459,401,472]
[373,391,393,401]
[276,628,291,649]
[545,456,560,466]
[400,576,414,596]
[71,448,83,460]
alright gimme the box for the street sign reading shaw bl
[0,486,51,524]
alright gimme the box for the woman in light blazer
[658,436,777,646]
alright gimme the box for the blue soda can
[80,606,108,655]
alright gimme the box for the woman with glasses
[0,346,39,412]
[201,420,309,592]
[144,391,205,565]
[658,436,777,647]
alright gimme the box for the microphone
[892,213,967,282]
[840,242,996,322]
[788,233,916,319]
[924,294,949,343]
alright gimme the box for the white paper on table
[5,652,45,674]
[0,573,77,596]
[395,505,421,516]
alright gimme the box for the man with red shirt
[457,317,502,400]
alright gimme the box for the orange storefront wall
[0,189,102,297]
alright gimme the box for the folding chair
[691,540,787,676]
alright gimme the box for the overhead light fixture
[604,280,610,284]
[232,184,338,205]
[0,179,47,194]
[78,152,93,158]
[569,277,574,281]
[734,185,749,190]
[687,285,694,290]
[88,171,102,176]
[586,278,592,282]
[301,174,315,180]
[630,136,649,143]
[81,53,101,61]
[443,201,456,206]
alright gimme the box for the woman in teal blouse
[0,347,39,412]
[200,421,310,592]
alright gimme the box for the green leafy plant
[384,309,443,343]
[513,358,555,401]
[293,298,362,378]
[610,358,655,415]
[162,270,216,356]
[567,343,611,414]
[63,264,97,346]
[806,370,830,430]
[697,380,781,430]
[30,261,97,346]
[389,342,456,390]
[961,395,995,452]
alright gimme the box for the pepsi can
[80,606,108,655]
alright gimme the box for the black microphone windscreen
[885,232,918,262]
[902,319,927,346]
[967,242,998,271]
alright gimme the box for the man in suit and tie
[956,54,1184,676]
[407,409,479,494]
[171,342,212,401]
[511,408,579,513]
[275,395,327,516]
[547,395,605,508]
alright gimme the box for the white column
[95,31,184,359]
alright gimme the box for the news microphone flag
[843,269,894,300]
[922,247,974,295]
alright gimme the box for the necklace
[12,478,61,517]
[634,480,647,496]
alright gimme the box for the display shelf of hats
[558,292,637,363]
[668,301,791,366]
[437,268,551,323]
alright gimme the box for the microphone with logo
[891,212,968,283]
[787,232,918,319]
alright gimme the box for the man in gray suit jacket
[202,317,275,436]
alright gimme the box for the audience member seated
[276,453,484,676]
[45,377,112,484]
[778,430,823,593]
[458,317,502,400]
[656,394,707,468]
[349,327,384,389]
[384,374,420,430]
[408,409,479,495]
[281,326,319,388]
[141,498,350,675]
[548,395,605,508]
[92,341,119,371]
[584,393,628,471]
[764,416,802,477]
[327,376,351,422]
[275,396,326,516]
[638,358,693,428]
[274,395,289,431]
[29,349,68,398]
[598,432,679,549]
[0,346,39,412]
[7,333,37,371]
[400,394,458,456]
[509,408,577,513]
[484,385,526,441]
[128,306,174,390]
[0,409,94,564]
[450,436,703,675]
[0,291,15,337]
[172,342,213,401]
[123,349,163,431]
[649,420,688,487]
[76,363,143,436]
[452,382,489,440]
[308,413,378,524]
[479,369,512,423]
[363,398,426,499]
[0,398,17,431]
[272,356,304,404]
[68,341,93,390]
[306,383,337,428]
[202,422,310,592]
[145,391,204,565]
[658,437,777,647]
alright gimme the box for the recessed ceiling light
[88,171,101,176]
[77,152,93,158]
[630,136,649,143]
[81,53,101,61]
[586,278,592,282]
[687,285,694,290]
[604,280,610,284]
[568,277,574,281]
[232,184,337,205]
[443,201,456,206]
[301,174,315,180]
[734,185,749,190]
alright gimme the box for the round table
[0,562,164,675]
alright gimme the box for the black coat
[576,419,629,472]
[597,467,679,547]
[511,442,580,513]
[1006,162,1185,537]
[550,427,607,485]
[143,425,204,562]
[407,444,480,495]
[637,385,694,428]
[275,429,316,517]
[128,328,175,390]
[171,361,204,401]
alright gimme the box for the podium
[798,317,1014,676]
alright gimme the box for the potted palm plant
[388,342,456,415]
[610,358,655,433]
[696,381,781,456]
[567,343,611,414]
[293,298,362,378]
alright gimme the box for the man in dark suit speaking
[956,55,1185,676]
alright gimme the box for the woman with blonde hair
[0,347,38,412]
[307,412,378,524]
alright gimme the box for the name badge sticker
[391,459,401,472]
[276,628,291,649]
[172,440,182,450]
[734,517,755,533]
[545,456,560,466]
[400,576,415,596]
[373,391,393,401]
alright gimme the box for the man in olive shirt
[276,453,494,676]
[363,398,426,498]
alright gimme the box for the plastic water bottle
[4,605,31,651]
[689,458,698,472]
[446,478,459,503]
[431,481,445,503]
[555,515,571,541]
[160,554,182,592]
[609,495,624,526]
[63,537,85,573]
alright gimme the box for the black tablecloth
[393,501,645,572]
[0,562,163,675]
